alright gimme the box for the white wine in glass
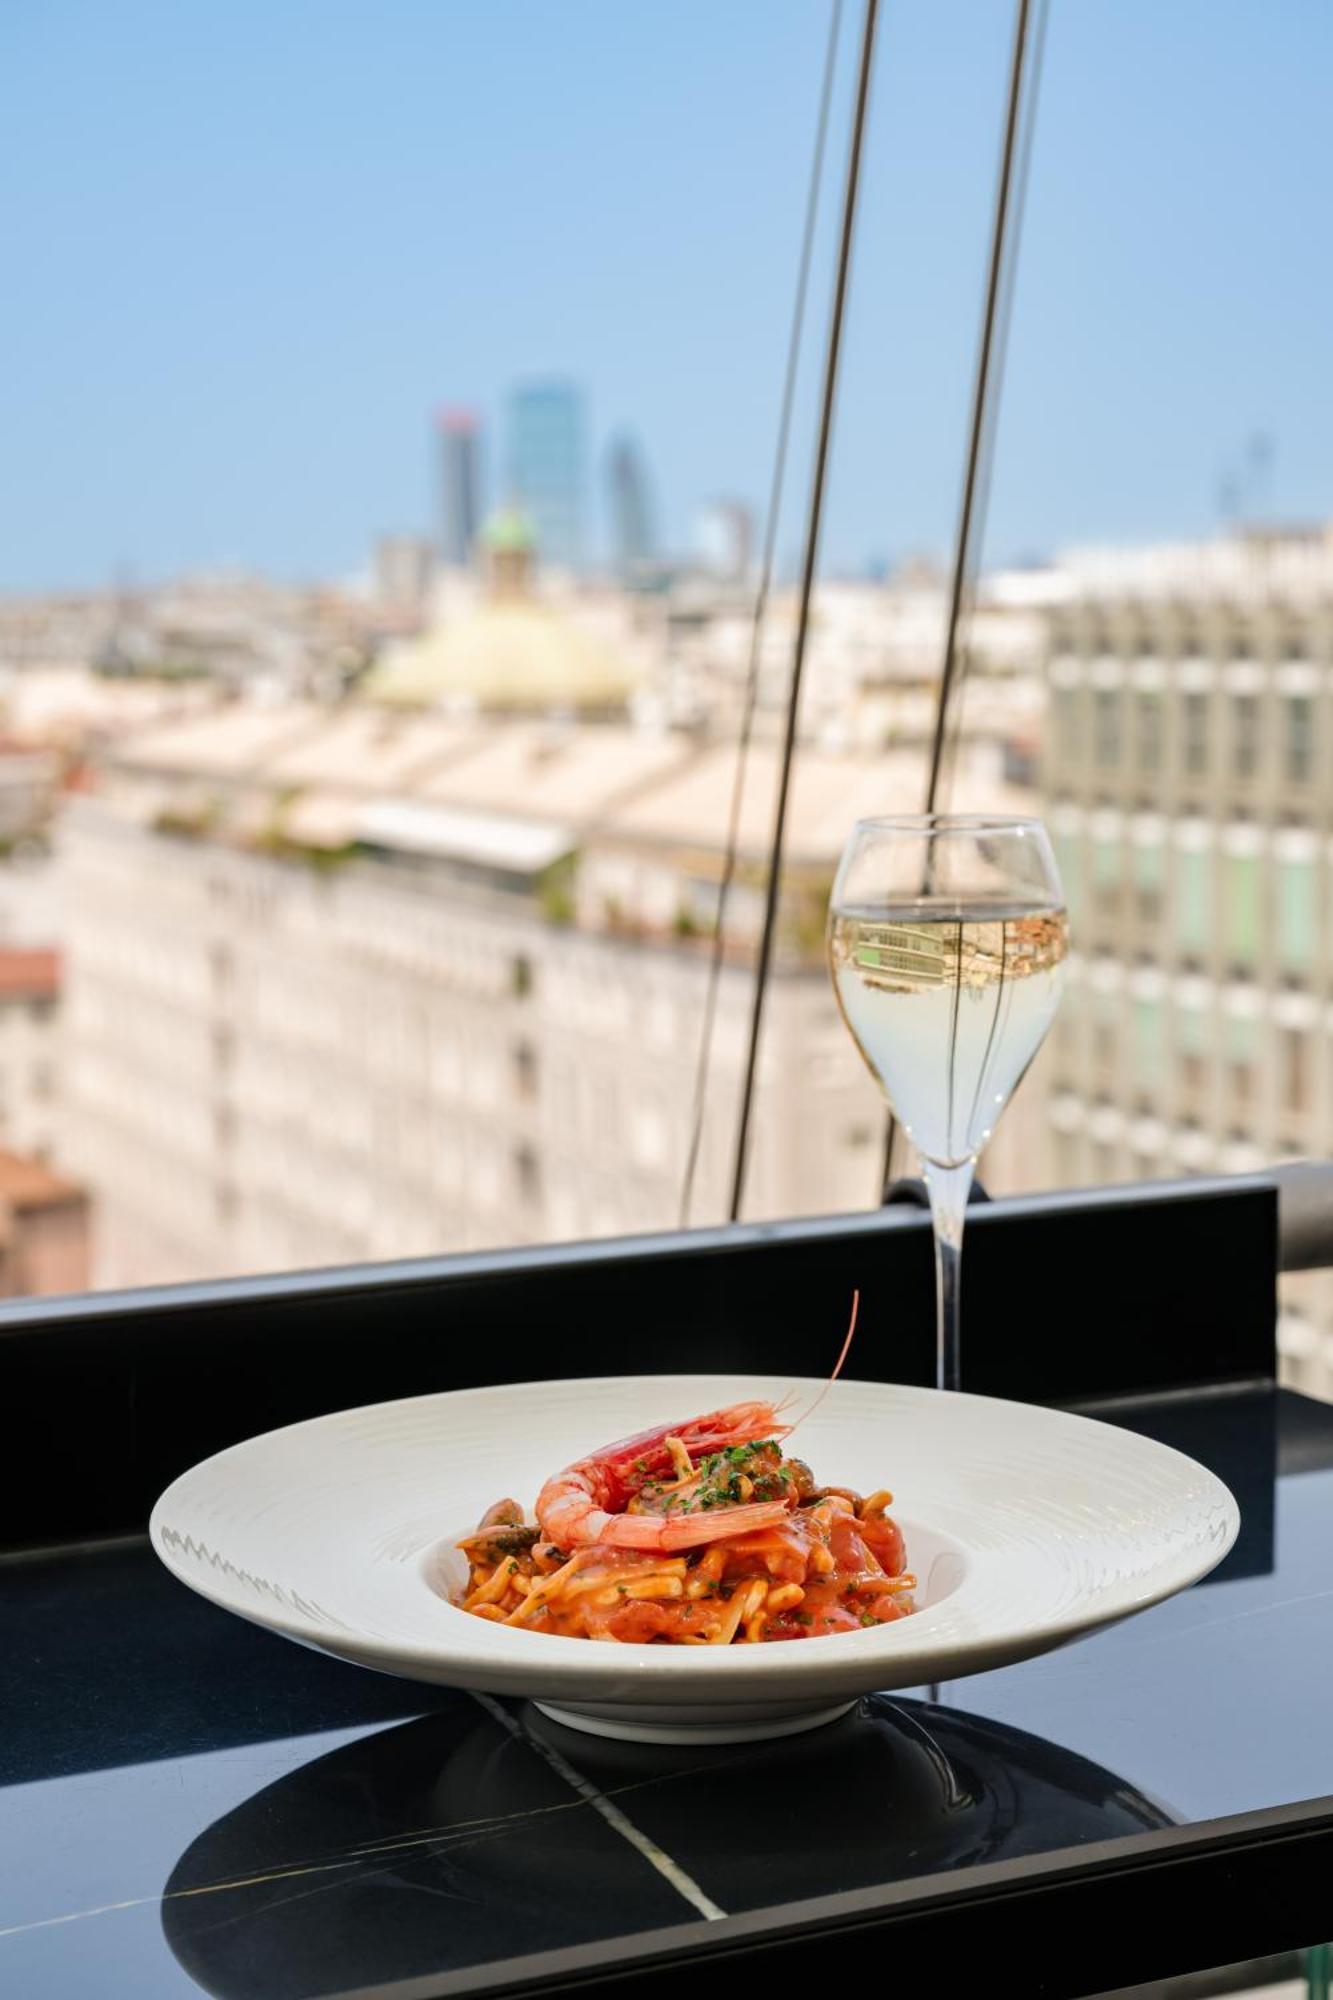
[828,818,1068,1392]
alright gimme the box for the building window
[1216,852,1256,968]
[1285,696,1315,783]
[514,1144,541,1205]
[511,954,533,999]
[1054,689,1080,764]
[1182,692,1209,776]
[1177,1004,1209,1096]
[1092,997,1117,1071]
[1132,842,1163,926]
[1135,693,1161,774]
[1175,849,1211,961]
[1224,854,1261,971]
[1277,859,1315,976]
[1132,998,1164,1088]
[512,1040,537,1101]
[1092,839,1121,917]
[1051,833,1082,921]
[1093,690,1121,768]
[1232,695,1261,779]
[1225,1014,1258,1108]
[1280,1029,1309,1118]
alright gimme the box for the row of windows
[1055,835,1320,972]
[1050,632,1318,665]
[1056,1010,1314,1117]
[1053,687,1316,783]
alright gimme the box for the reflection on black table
[163,1696,1172,1997]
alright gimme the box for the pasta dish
[454,1396,914,1644]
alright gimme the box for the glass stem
[922,1159,974,1394]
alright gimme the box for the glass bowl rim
[845,813,1049,836]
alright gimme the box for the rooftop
[116,704,316,779]
[262,709,480,793]
[97,701,1029,876]
[415,724,691,823]
[596,741,1031,867]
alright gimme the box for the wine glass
[828,816,1067,1394]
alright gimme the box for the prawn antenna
[785,1288,861,1438]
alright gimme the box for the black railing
[0,1169,1280,1550]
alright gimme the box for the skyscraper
[508,382,585,571]
[606,432,656,575]
[438,408,482,568]
[694,499,754,582]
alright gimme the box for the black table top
[3,1384,1331,1998]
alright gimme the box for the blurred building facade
[55,690,1032,1288]
[1039,526,1333,1397]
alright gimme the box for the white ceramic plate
[150,1374,1239,1744]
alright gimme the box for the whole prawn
[536,1400,791,1552]
[535,1291,861,1554]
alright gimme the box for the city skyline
[3,3,1332,592]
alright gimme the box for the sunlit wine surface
[830,900,1069,1168]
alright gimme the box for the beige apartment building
[57,692,1033,1291]
[1040,526,1333,1396]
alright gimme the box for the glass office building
[507,381,585,571]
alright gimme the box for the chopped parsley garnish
[673,1440,789,1512]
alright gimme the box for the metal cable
[677,0,844,1228]
[932,0,1049,817]
[729,0,881,1222]
[881,0,1047,1197]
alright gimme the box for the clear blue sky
[3,1,1330,590]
